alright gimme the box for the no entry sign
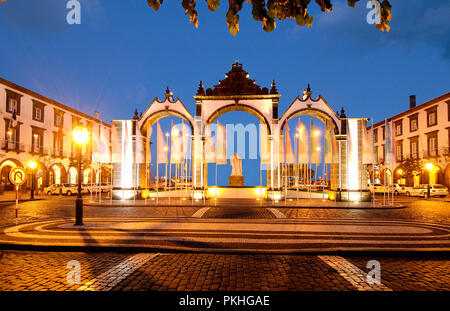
[9,167,27,186]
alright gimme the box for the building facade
[0,77,112,192]
[371,93,450,188]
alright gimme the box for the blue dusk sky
[0,0,449,185]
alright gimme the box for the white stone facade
[370,93,450,188]
[0,77,112,191]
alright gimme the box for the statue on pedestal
[229,152,244,186]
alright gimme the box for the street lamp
[72,126,89,226]
[28,160,37,200]
[425,163,433,199]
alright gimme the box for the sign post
[9,167,27,225]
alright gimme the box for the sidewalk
[0,191,46,203]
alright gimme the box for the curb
[84,203,406,210]
[1,242,449,255]
[0,198,44,203]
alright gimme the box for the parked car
[405,184,449,198]
[82,184,102,194]
[61,184,89,196]
[44,184,62,195]
[393,184,412,196]
[99,183,112,193]
[368,184,391,194]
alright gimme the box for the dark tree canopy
[147,0,392,35]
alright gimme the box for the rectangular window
[375,146,379,163]
[411,141,418,159]
[428,112,436,126]
[32,100,45,122]
[32,134,41,153]
[31,127,44,154]
[374,128,378,143]
[8,98,17,112]
[54,109,64,128]
[410,119,418,131]
[395,120,403,136]
[5,89,22,115]
[427,132,438,157]
[396,141,403,162]
[426,106,438,127]
[34,107,42,120]
[447,101,450,122]
[7,128,16,148]
[55,114,62,127]
[382,126,385,140]
[53,132,63,156]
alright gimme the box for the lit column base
[112,188,143,200]
[266,190,284,201]
[190,189,206,200]
[332,190,371,202]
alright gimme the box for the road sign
[9,167,27,186]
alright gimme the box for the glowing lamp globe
[425,163,433,171]
[28,161,37,169]
[72,127,90,145]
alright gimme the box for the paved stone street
[0,194,448,291]
[0,250,448,291]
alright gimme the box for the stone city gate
[111,62,370,201]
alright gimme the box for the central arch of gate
[192,61,282,198]
[192,62,370,202]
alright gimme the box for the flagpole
[295,133,298,201]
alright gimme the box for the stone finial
[165,86,173,99]
[196,81,205,96]
[270,79,278,94]
[340,107,347,118]
[303,83,312,100]
[133,109,139,120]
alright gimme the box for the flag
[362,119,375,164]
[259,124,270,164]
[297,119,309,163]
[181,120,190,163]
[10,107,18,129]
[204,124,216,163]
[284,122,295,163]
[156,121,168,164]
[324,122,332,164]
[310,120,321,164]
[111,121,122,163]
[331,126,339,164]
[385,119,395,167]
[216,121,227,165]
[135,121,144,164]
[371,119,377,165]
[170,121,182,164]
[92,124,101,163]
[145,121,152,164]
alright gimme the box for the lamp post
[425,163,433,199]
[28,160,37,200]
[72,126,89,226]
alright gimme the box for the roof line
[0,77,111,128]
[371,92,450,128]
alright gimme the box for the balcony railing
[1,139,26,153]
[30,146,49,156]
[423,149,439,158]
[52,148,67,158]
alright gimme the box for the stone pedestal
[229,175,244,186]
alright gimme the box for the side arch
[141,109,194,135]
[280,107,340,135]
